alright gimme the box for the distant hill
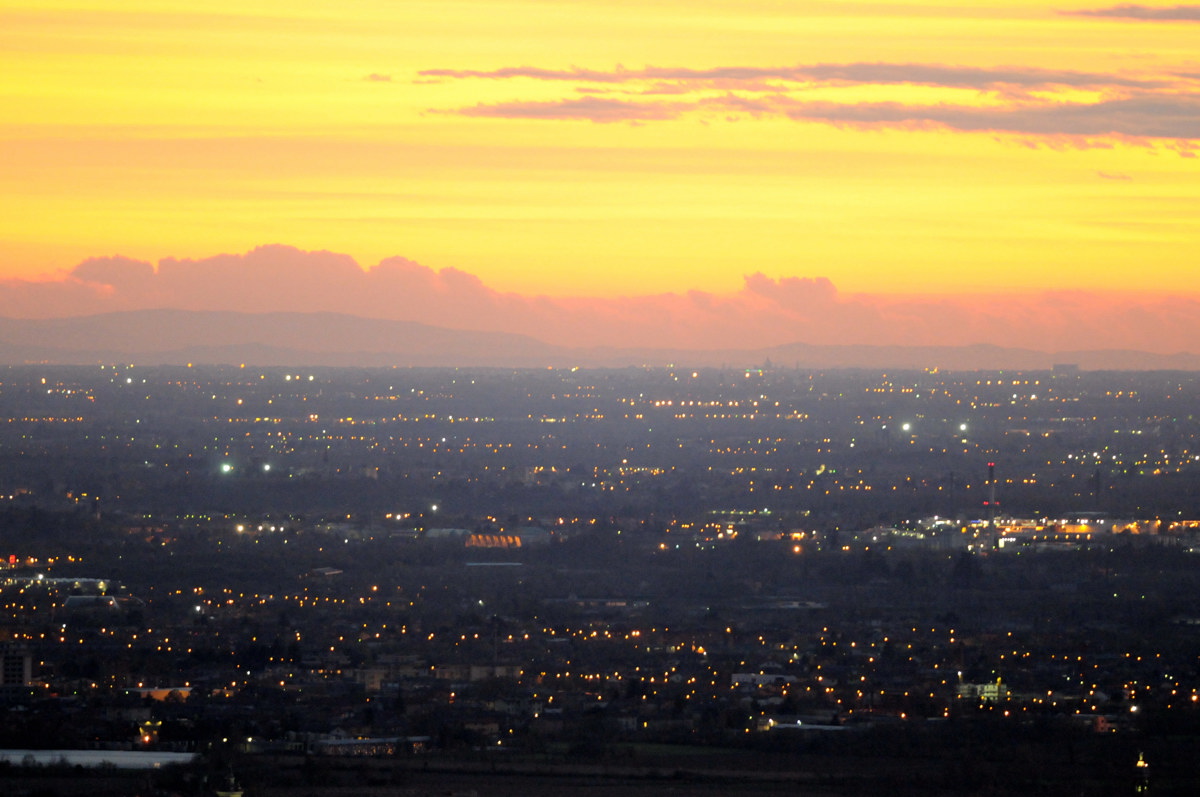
[1,310,1198,370]
[0,310,567,368]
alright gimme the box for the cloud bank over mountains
[3,245,1200,356]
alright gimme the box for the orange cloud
[2,246,1199,356]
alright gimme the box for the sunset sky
[2,1,1199,353]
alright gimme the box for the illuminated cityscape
[1,365,1200,794]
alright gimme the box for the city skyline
[2,2,1200,353]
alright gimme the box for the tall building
[0,645,32,687]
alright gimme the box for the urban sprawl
[1,364,1199,794]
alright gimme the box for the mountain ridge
[1,309,1197,370]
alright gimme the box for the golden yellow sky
[1,0,1198,299]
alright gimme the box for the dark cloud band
[1065,5,1200,20]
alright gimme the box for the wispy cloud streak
[448,92,1200,142]
[420,62,1162,89]
[452,97,685,122]
[1065,5,1200,20]
[420,61,1199,145]
[781,95,1200,140]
